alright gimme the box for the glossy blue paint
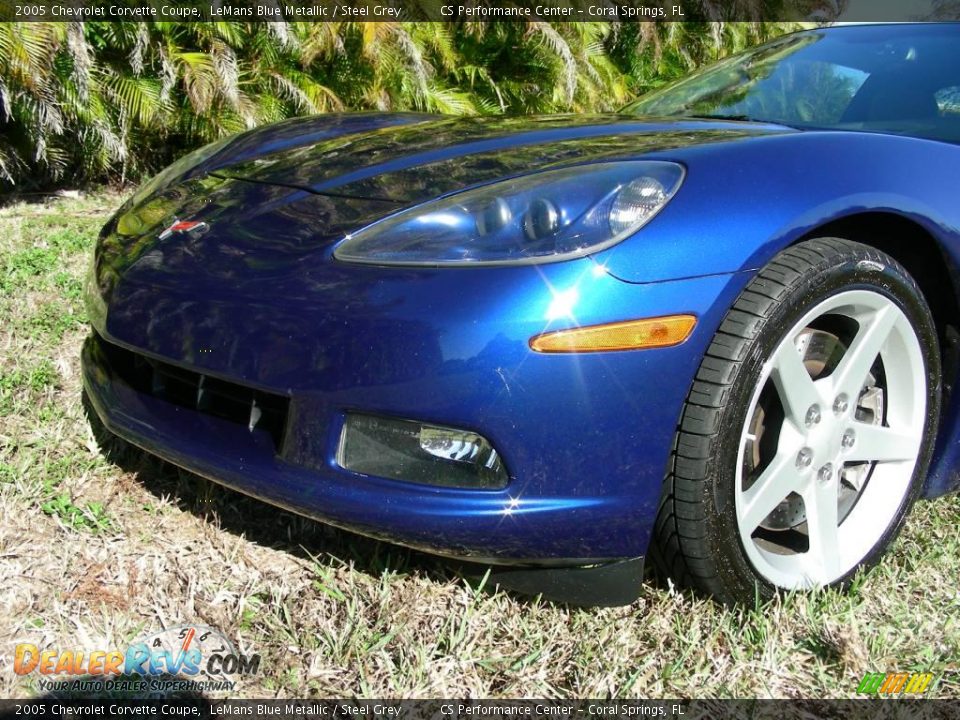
[86,212,752,560]
[84,25,960,569]
[595,131,960,284]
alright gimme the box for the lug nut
[818,463,834,484]
[833,394,849,416]
[842,428,856,450]
[805,404,822,428]
[796,447,814,469]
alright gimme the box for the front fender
[595,131,960,284]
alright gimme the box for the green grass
[0,191,958,698]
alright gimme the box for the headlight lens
[334,161,684,266]
[608,176,669,235]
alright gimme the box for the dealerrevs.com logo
[13,625,260,695]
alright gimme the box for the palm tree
[0,19,804,190]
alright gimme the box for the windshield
[622,24,960,144]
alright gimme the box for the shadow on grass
[81,391,654,607]
[81,392,465,593]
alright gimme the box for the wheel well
[797,212,960,397]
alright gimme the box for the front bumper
[83,259,748,567]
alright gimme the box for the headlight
[334,161,684,266]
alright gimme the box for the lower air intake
[94,333,289,452]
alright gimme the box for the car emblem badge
[159,219,209,240]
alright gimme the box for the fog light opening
[338,413,508,489]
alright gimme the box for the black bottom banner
[1,700,959,720]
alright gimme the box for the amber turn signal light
[530,314,697,353]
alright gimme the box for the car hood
[93,114,794,308]
[208,113,793,203]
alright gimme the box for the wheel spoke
[831,304,898,399]
[740,451,803,533]
[803,478,841,581]
[845,422,921,464]
[769,337,821,430]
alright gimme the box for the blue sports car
[83,23,960,605]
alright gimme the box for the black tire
[652,238,941,604]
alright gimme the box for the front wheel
[653,238,941,604]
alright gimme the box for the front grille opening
[96,334,289,452]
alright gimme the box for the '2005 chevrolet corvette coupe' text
[84,24,960,604]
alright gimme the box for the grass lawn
[0,190,958,698]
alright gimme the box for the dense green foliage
[0,20,803,190]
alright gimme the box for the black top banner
[1,0,959,22]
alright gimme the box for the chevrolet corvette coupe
[84,23,960,605]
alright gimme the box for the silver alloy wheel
[734,289,927,588]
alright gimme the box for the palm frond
[0,19,803,188]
